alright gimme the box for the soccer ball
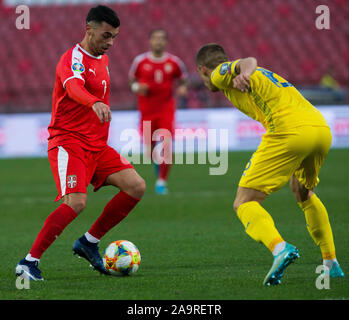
[103,240,141,276]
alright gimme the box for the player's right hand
[232,72,251,92]
[92,101,112,123]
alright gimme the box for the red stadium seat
[0,0,348,111]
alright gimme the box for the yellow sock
[298,194,336,260]
[237,201,284,253]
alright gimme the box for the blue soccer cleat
[15,258,44,281]
[72,235,109,275]
[323,262,345,278]
[330,262,345,278]
[155,180,168,195]
[263,243,300,286]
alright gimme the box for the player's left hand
[232,73,251,92]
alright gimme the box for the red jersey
[48,44,110,151]
[129,52,187,117]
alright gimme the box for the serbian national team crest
[143,64,152,71]
[72,62,85,73]
[164,63,173,73]
[67,175,77,189]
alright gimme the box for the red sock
[29,203,77,259]
[88,191,140,240]
[159,163,171,181]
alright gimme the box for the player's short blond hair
[196,43,228,69]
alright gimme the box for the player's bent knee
[233,199,251,212]
[233,198,248,212]
[233,188,267,212]
[233,190,267,212]
[124,177,146,199]
[75,200,87,214]
[133,177,146,198]
[233,199,241,212]
[62,193,87,214]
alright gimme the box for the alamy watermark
[14,4,331,31]
[315,5,330,30]
[15,266,30,290]
[315,265,330,290]
[120,122,229,175]
[15,5,30,30]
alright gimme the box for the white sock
[323,258,338,269]
[84,232,100,243]
[156,179,166,186]
[25,254,40,262]
[272,241,286,256]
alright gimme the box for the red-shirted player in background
[15,6,146,281]
[129,29,188,195]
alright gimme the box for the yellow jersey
[211,61,329,132]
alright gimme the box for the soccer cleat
[263,243,300,286]
[72,235,109,275]
[155,180,168,195]
[324,262,345,278]
[15,258,44,281]
[155,184,168,195]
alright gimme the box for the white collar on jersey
[147,52,169,63]
[76,44,102,60]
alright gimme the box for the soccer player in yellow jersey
[196,43,344,285]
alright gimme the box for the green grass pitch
[0,149,348,300]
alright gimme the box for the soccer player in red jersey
[129,29,188,195]
[15,5,146,281]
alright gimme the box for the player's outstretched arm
[233,57,257,92]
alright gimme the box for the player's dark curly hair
[196,43,228,69]
[86,5,120,28]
